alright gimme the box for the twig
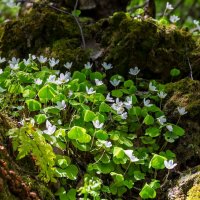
[187,56,194,80]
[48,2,86,49]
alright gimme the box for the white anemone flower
[157,115,167,125]
[110,79,120,87]
[158,91,167,99]
[56,100,66,110]
[84,62,93,69]
[0,69,3,74]
[64,62,73,70]
[102,141,112,148]
[10,63,19,70]
[170,15,180,23]
[106,93,114,103]
[47,75,56,83]
[102,62,113,70]
[0,57,6,63]
[95,79,103,86]
[124,96,132,110]
[37,55,47,64]
[177,107,187,116]
[164,160,177,170]
[49,58,59,68]
[143,98,153,107]
[149,82,158,92]
[120,112,128,119]
[124,150,139,162]
[23,58,31,66]
[129,67,140,76]
[43,120,56,135]
[86,86,96,95]
[166,2,173,10]
[92,120,104,129]
[8,57,20,65]
[166,125,173,132]
[56,73,70,84]
[34,78,43,85]
[68,90,73,97]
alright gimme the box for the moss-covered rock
[1,7,200,80]
[167,166,200,200]
[162,78,200,168]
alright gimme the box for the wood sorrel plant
[0,56,186,199]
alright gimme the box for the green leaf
[55,164,78,180]
[170,68,180,77]
[143,115,154,125]
[95,130,108,140]
[83,110,96,122]
[72,9,81,17]
[57,159,69,169]
[129,106,141,116]
[99,102,111,112]
[113,147,125,159]
[26,99,41,111]
[111,89,123,98]
[23,89,36,98]
[90,72,103,81]
[35,114,47,124]
[38,84,57,101]
[124,80,133,88]
[145,127,160,137]
[173,125,185,136]
[43,106,60,114]
[149,154,166,169]
[134,171,145,181]
[139,183,156,199]
[72,71,86,83]
[68,126,91,143]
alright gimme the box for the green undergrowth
[0,56,186,199]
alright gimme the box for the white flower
[56,72,70,84]
[56,100,66,110]
[34,78,43,85]
[92,120,104,129]
[143,98,153,107]
[0,69,3,74]
[103,141,112,148]
[106,93,114,103]
[124,96,132,110]
[157,115,167,125]
[18,119,25,126]
[149,82,158,92]
[164,160,177,170]
[95,79,103,86]
[124,150,139,162]
[111,98,124,114]
[177,107,187,116]
[110,79,120,87]
[49,58,59,68]
[84,62,93,69]
[170,15,180,23]
[129,67,140,76]
[43,120,56,135]
[29,54,36,60]
[157,91,167,99]
[86,86,96,95]
[37,55,47,64]
[9,63,19,70]
[102,62,113,70]
[166,125,173,132]
[121,112,128,119]
[166,2,173,10]
[8,57,20,65]
[68,90,73,97]
[23,58,31,66]
[47,75,56,83]
[193,20,199,26]
[0,57,6,63]
[64,62,73,70]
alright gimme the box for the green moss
[187,185,200,200]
